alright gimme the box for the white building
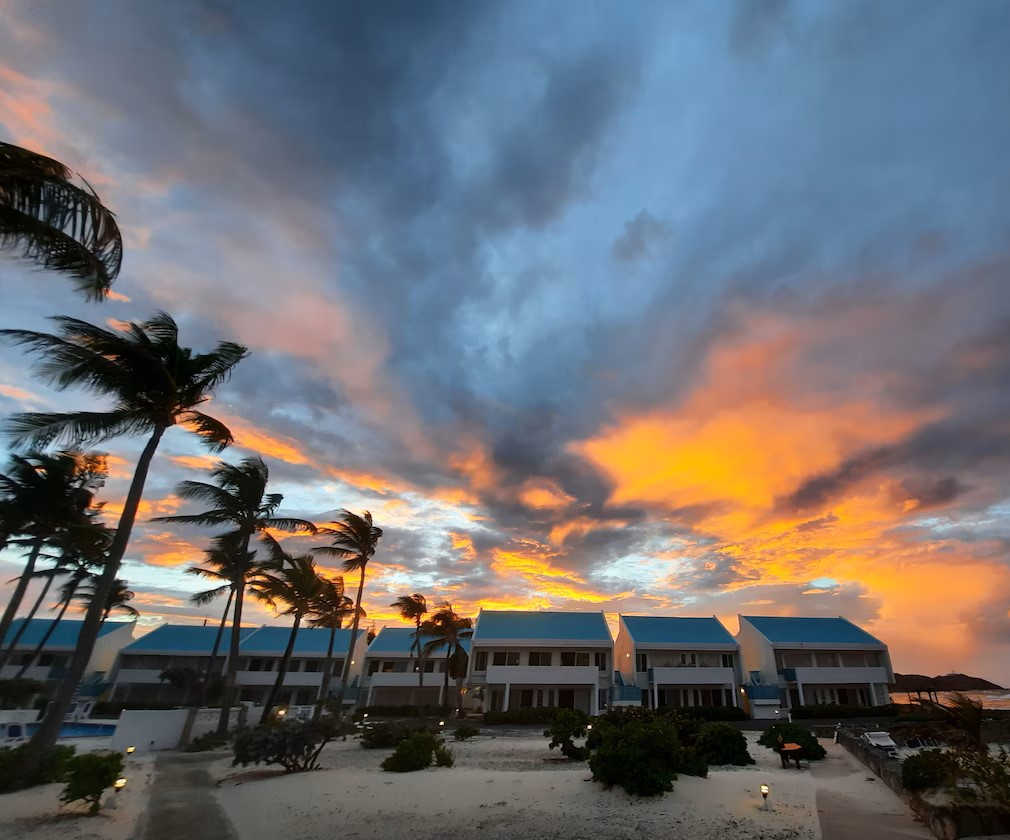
[1,618,134,693]
[737,615,894,710]
[362,626,470,708]
[467,610,613,715]
[613,615,742,709]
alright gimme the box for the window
[594,652,607,671]
[721,653,734,668]
[678,653,696,667]
[474,651,488,671]
[815,651,840,667]
[841,651,866,667]
[635,653,648,672]
[304,660,320,673]
[368,660,380,675]
[381,661,395,672]
[423,659,438,673]
[779,651,813,668]
[288,660,302,673]
[561,652,590,666]
[528,652,552,666]
[393,661,408,673]
[492,651,519,666]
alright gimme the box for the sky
[1,0,1009,685]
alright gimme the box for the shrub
[381,731,442,772]
[0,744,76,793]
[901,749,952,792]
[588,716,690,796]
[792,703,897,719]
[434,742,455,767]
[60,752,124,815]
[758,722,827,760]
[185,730,231,752]
[232,718,341,772]
[950,746,1010,806]
[359,720,429,749]
[694,722,755,766]
[483,707,563,725]
[544,709,590,761]
[453,725,480,741]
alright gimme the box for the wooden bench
[779,742,805,769]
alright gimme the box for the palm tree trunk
[333,565,366,713]
[261,615,301,724]
[443,648,451,711]
[0,538,44,670]
[21,425,166,773]
[200,588,233,706]
[313,625,337,721]
[217,562,249,735]
[414,617,424,707]
[15,592,73,679]
[0,564,55,668]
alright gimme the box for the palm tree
[153,456,316,733]
[420,603,473,716]
[311,510,382,712]
[0,313,247,766]
[75,578,139,625]
[158,666,202,706]
[0,450,106,669]
[308,576,356,719]
[248,551,325,724]
[0,141,122,300]
[391,594,428,703]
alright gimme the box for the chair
[1,723,27,746]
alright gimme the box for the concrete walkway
[811,742,932,840]
[144,753,238,840]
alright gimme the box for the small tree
[544,708,590,760]
[60,752,123,815]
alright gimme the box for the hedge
[791,703,897,719]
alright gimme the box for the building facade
[361,626,470,708]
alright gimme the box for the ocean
[889,689,1010,711]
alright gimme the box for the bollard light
[125,745,136,755]
[438,720,445,726]
[760,783,770,811]
[363,713,369,719]
[276,708,286,717]
[114,777,127,792]
[586,724,593,730]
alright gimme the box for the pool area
[25,722,117,738]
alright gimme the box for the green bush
[588,716,690,796]
[792,703,897,719]
[544,709,590,761]
[60,752,124,815]
[232,718,341,772]
[950,746,1010,806]
[694,722,755,766]
[901,749,952,792]
[185,730,231,752]
[483,707,564,725]
[434,742,455,767]
[381,731,443,772]
[0,744,76,793]
[587,707,702,751]
[359,720,429,749]
[453,725,480,741]
[758,722,827,760]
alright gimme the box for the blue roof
[2,618,130,650]
[474,610,612,643]
[743,616,883,645]
[240,625,364,655]
[367,627,471,655]
[622,616,736,646]
[122,624,256,653]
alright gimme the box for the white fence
[110,707,246,752]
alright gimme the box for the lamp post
[760,783,770,811]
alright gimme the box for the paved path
[810,742,932,840]
[144,753,238,840]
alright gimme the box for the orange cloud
[519,478,575,511]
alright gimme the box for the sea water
[889,689,1010,710]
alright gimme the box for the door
[558,689,575,709]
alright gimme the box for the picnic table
[779,742,804,769]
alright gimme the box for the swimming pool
[25,722,117,738]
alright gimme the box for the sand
[0,742,154,840]
[215,731,821,840]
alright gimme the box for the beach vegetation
[758,722,827,759]
[0,744,75,793]
[484,707,564,725]
[59,751,123,815]
[391,593,429,706]
[693,722,755,766]
[453,725,480,741]
[901,749,952,791]
[232,718,340,773]
[307,577,357,720]
[433,741,455,767]
[360,720,430,749]
[419,602,473,716]
[381,731,449,772]
[544,708,590,760]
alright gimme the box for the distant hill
[894,672,1004,692]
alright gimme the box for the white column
[591,685,598,716]
[652,682,659,709]
[503,683,511,712]
[796,682,805,706]
[366,685,375,707]
[731,684,739,708]
[868,683,877,706]
[438,683,446,705]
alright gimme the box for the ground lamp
[276,708,286,718]
[363,713,369,719]
[125,745,136,755]
[114,777,127,792]
[586,724,593,731]
[439,720,445,726]
[760,783,770,811]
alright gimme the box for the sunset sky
[1,1,1009,685]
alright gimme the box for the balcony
[236,670,324,687]
[113,668,166,685]
[744,684,782,701]
[367,671,435,688]
[648,666,736,686]
[781,666,890,685]
[484,664,602,686]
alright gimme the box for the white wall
[90,622,136,675]
[613,618,634,683]
[110,707,245,752]
[735,617,778,684]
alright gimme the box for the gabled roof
[122,624,257,654]
[741,616,884,646]
[366,627,471,655]
[473,610,612,644]
[239,626,365,655]
[621,615,736,647]
[2,618,132,650]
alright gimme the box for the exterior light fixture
[760,783,770,810]
[586,724,593,730]
[114,777,127,792]
[363,712,369,719]
[351,660,356,665]
[439,720,445,726]
[740,687,746,694]
[276,708,286,717]
[125,745,136,755]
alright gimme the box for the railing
[613,685,642,702]
[744,684,782,700]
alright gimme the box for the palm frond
[3,409,152,450]
[178,410,234,452]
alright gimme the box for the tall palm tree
[420,603,473,716]
[0,141,122,300]
[0,313,247,766]
[14,526,110,679]
[391,594,428,702]
[248,551,325,724]
[153,456,316,733]
[75,577,139,625]
[311,510,382,712]
[0,450,106,669]
[308,576,356,719]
